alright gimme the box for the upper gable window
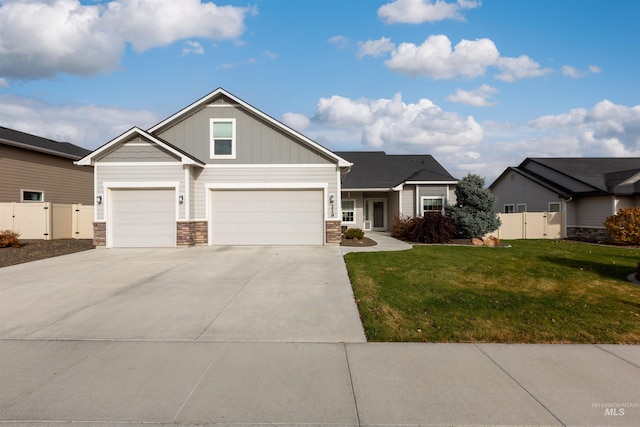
[210,118,236,159]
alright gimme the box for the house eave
[341,187,393,192]
[75,127,205,167]
[2,138,82,160]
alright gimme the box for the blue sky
[0,0,638,182]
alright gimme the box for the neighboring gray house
[77,88,352,248]
[335,151,458,232]
[490,158,640,241]
[0,126,93,204]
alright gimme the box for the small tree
[604,207,640,245]
[447,173,501,239]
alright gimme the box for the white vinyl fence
[488,212,563,240]
[0,203,94,240]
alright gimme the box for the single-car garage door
[110,189,176,247]
[210,189,323,245]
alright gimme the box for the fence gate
[490,212,562,240]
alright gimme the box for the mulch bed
[0,239,95,268]
[340,237,378,247]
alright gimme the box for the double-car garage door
[109,188,324,247]
[210,189,324,245]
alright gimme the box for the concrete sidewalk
[341,231,412,254]
[1,340,638,425]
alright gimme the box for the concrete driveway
[0,245,366,342]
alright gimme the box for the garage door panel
[111,189,175,248]
[210,189,323,245]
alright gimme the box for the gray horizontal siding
[401,187,415,217]
[491,172,562,213]
[100,140,179,162]
[1,144,93,204]
[157,101,333,165]
[95,164,185,220]
[572,196,614,228]
[193,166,338,220]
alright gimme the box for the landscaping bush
[447,173,501,239]
[344,228,365,240]
[390,215,412,240]
[0,230,21,248]
[390,214,456,244]
[605,207,640,245]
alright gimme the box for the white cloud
[182,40,204,56]
[385,35,499,79]
[357,37,395,59]
[264,49,278,60]
[562,64,602,78]
[378,0,480,24]
[0,95,159,149]
[102,0,254,53]
[0,0,254,79]
[561,65,584,78]
[312,92,483,151]
[495,55,552,82]
[0,78,8,88]
[281,112,310,132]
[447,84,498,106]
[328,35,350,50]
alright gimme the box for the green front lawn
[345,240,640,343]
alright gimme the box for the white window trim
[341,199,356,224]
[504,204,515,213]
[420,196,445,216]
[517,203,527,213]
[210,118,236,159]
[21,189,44,202]
[548,202,561,212]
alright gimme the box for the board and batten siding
[0,144,93,204]
[194,166,338,220]
[156,100,332,165]
[99,139,179,163]
[95,164,185,220]
[491,172,562,212]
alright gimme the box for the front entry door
[373,201,385,229]
[365,198,387,231]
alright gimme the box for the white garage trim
[207,183,327,246]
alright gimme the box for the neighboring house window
[504,204,514,213]
[21,190,43,202]
[210,118,236,158]
[549,202,561,212]
[421,197,444,215]
[342,200,355,223]
[517,203,527,213]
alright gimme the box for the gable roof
[0,126,91,160]
[75,127,205,167]
[147,87,351,168]
[335,151,458,190]
[491,157,640,197]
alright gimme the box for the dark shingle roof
[0,126,91,159]
[525,158,640,193]
[336,151,457,189]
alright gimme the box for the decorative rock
[482,237,496,247]
[471,238,484,246]
[490,235,501,246]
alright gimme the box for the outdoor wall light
[178,194,184,204]
[329,194,335,203]
[96,194,103,204]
